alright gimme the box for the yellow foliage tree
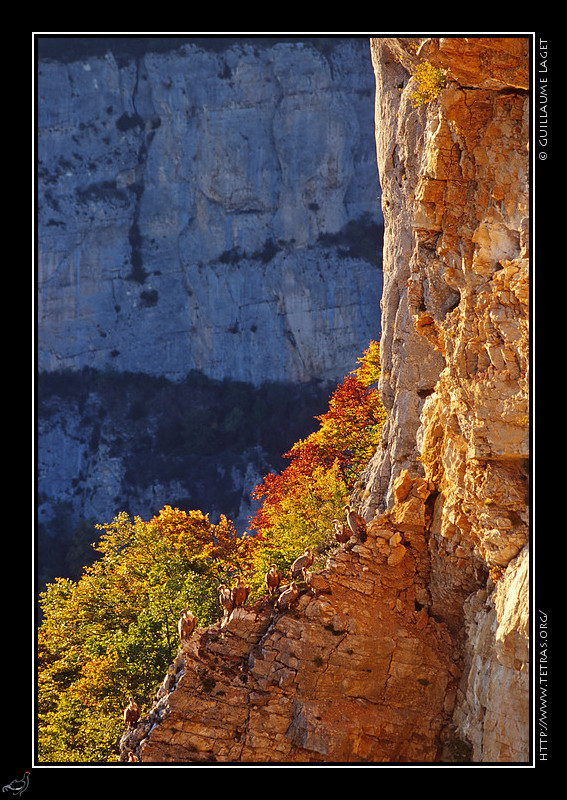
[37,506,254,762]
[37,340,386,762]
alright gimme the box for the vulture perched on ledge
[275,581,300,611]
[302,567,331,597]
[177,609,196,642]
[291,547,314,580]
[218,584,234,617]
[231,576,250,608]
[343,504,367,543]
[332,518,350,544]
[123,698,140,729]
[265,564,282,596]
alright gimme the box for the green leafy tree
[37,340,386,762]
[37,507,254,762]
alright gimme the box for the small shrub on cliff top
[489,564,506,583]
[410,61,446,107]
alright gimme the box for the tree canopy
[246,340,385,593]
[37,507,254,761]
[37,339,386,762]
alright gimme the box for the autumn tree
[37,506,254,763]
[247,340,385,595]
[37,340,386,762]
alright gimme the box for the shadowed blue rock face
[37,36,383,386]
[36,37,384,578]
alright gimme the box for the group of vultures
[122,504,367,731]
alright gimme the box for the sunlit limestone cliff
[119,37,530,764]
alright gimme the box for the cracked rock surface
[121,488,460,764]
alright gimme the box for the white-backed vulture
[291,547,313,580]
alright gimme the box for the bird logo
[2,772,30,797]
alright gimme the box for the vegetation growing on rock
[37,341,386,762]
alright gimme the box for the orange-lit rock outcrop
[121,480,460,763]
[121,36,530,765]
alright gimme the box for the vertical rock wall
[37,37,382,386]
[365,36,530,761]
[118,37,531,765]
[36,36,384,545]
